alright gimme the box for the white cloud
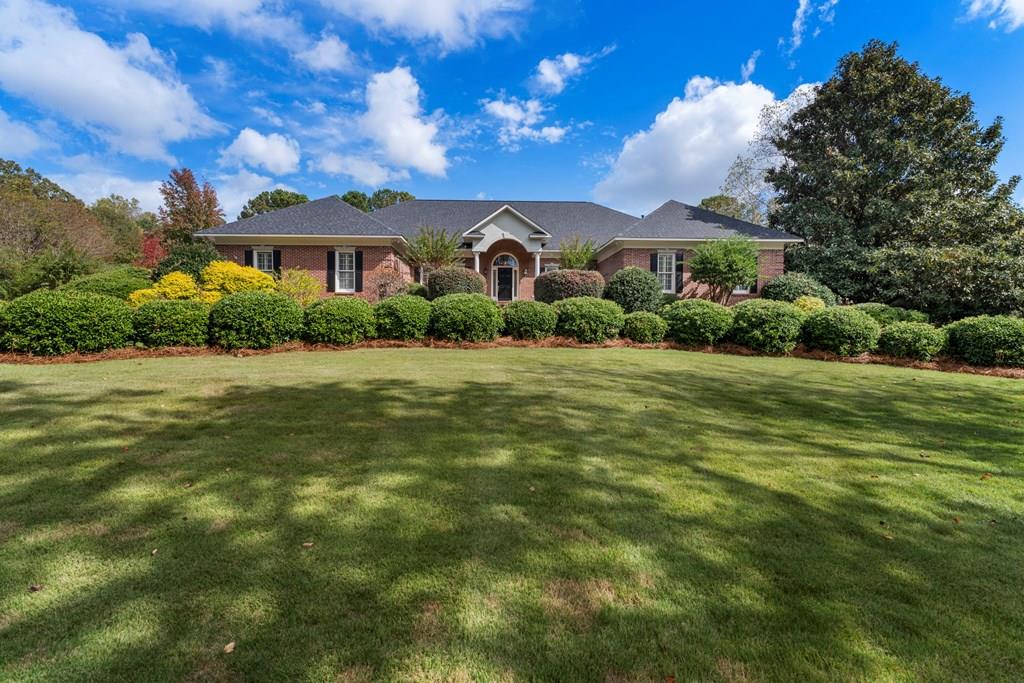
[481,95,568,150]
[214,168,291,220]
[202,56,232,89]
[312,153,410,186]
[593,76,777,216]
[965,0,1024,30]
[294,34,358,73]
[785,0,839,54]
[99,0,305,46]
[0,108,47,157]
[0,0,221,162]
[251,106,284,127]
[740,50,762,81]
[532,45,615,95]
[220,128,301,175]
[51,171,164,212]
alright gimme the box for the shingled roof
[619,200,800,241]
[195,195,399,237]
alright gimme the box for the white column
[474,252,480,272]
[534,251,541,276]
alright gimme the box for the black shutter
[675,250,685,293]
[326,251,336,293]
[649,252,658,273]
[354,250,364,292]
[244,249,253,267]
[272,249,282,276]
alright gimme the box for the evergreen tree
[239,189,309,219]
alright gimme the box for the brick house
[195,196,800,302]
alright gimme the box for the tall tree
[369,188,415,211]
[158,168,224,244]
[0,158,78,202]
[90,195,152,263]
[239,189,309,219]
[698,195,746,221]
[341,190,370,212]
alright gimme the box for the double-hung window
[733,283,752,295]
[543,263,560,273]
[336,250,356,293]
[253,249,275,275]
[656,252,675,293]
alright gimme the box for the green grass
[1,348,1022,682]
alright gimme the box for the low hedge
[944,315,1024,367]
[134,300,210,347]
[304,297,375,345]
[853,302,929,325]
[3,290,134,355]
[622,311,667,343]
[60,266,152,300]
[374,295,432,340]
[603,267,663,313]
[430,293,504,342]
[426,266,486,299]
[878,322,946,361]
[503,301,557,340]
[802,307,881,356]
[534,269,605,304]
[661,299,733,346]
[404,282,429,298]
[729,299,806,354]
[554,297,624,343]
[761,272,838,307]
[208,291,304,349]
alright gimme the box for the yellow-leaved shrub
[276,267,320,307]
[153,272,200,300]
[196,289,223,305]
[201,261,276,295]
[793,295,827,314]
[127,288,161,307]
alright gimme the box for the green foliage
[698,194,747,220]
[238,190,309,219]
[3,290,133,355]
[0,247,96,299]
[276,268,321,307]
[603,267,663,313]
[154,242,221,280]
[341,190,370,213]
[661,299,734,346]
[60,266,152,300]
[404,282,429,298]
[802,307,882,356]
[89,195,150,263]
[622,311,667,343]
[554,297,625,343]
[133,300,210,347]
[760,272,838,306]
[534,269,605,304]
[944,315,1024,367]
[559,235,597,270]
[304,298,375,345]
[426,266,486,299]
[793,296,826,314]
[406,226,462,275]
[689,237,759,303]
[729,299,806,354]
[429,293,504,342]
[503,301,557,340]
[158,168,224,244]
[0,158,78,202]
[373,295,432,340]
[853,302,929,326]
[878,322,946,361]
[369,188,415,211]
[207,292,303,349]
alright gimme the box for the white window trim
[656,251,675,294]
[543,263,560,273]
[335,249,356,294]
[253,248,275,275]
[733,283,753,295]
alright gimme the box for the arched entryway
[491,253,519,302]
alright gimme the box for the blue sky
[0,0,1022,219]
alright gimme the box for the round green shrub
[761,272,838,307]
[154,242,221,280]
[622,311,667,343]
[729,299,806,354]
[603,267,663,313]
[944,315,1024,367]
[534,269,605,304]
[208,291,303,349]
[878,322,946,361]
[4,290,134,355]
[405,282,429,298]
[426,266,486,299]
[134,300,210,347]
[373,294,433,340]
[853,302,930,325]
[304,297,375,345]
[793,295,826,314]
[661,299,734,346]
[429,293,504,342]
[60,266,152,300]
[553,297,625,343]
[802,306,882,356]
[503,301,557,340]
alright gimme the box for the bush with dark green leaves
[3,290,134,355]
[761,272,838,307]
[729,299,806,354]
[0,300,10,351]
[304,297,375,345]
[404,282,429,298]
[622,311,667,343]
[60,266,152,300]
[534,269,605,304]
[373,295,432,340]
[603,267,663,313]
[661,299,734,346]
[554,297,625,343]
[878,322,946,361]
[208,291,303,349]
[153,242,221,281]
[429,293,503,342]
[503,301,556,340]
[802,307,882,356]
[853,302,929,325]
[133,300,210,347]
[943,315,1024,367]
[426,266,486,299]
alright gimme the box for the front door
[496,267,514,301]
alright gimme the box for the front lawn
[1,349,1021,681]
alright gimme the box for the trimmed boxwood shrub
[503,300,557,340]
[429,293,504,342]
[944,315,1024,367]
[878,322,946,361]
[426,266,486,299]
[534,269,605,304]
[134,300,210,347]
[208,291,303,349]
[793,295,826,314]
[603,267,662,313]
[729,299,806,354]
[661,299,734,346]
[761,272,838,307]
[60,266,152,300]
[304,297,375,345]
[554,297,625,343]
[405,282,429,298]
[622,311,667,343]
[374,294,432,340]
[802,306,882,356]
[3,290,134,355]
[853,302,929,325]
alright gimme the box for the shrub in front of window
[426,266,486,300]
[622,311,668,343]
[760,272,838,307]
[304,297,375,345]
[133,300,210,347]
[802,306,882,356]
[793,295,826,314]
[603,266,663,313]
[153,241,221,280]
[661,299,734,346]
[689,237,760,304]
[3,290,134,355]
[200,261,276,295]
[404,282,429,298]
[430,293,504,342]
[553,296,625,343]
[365,266,408,304]
[373,294,433,340]
[878,322,946,361]
[729,299,806,354]
[208,291,303,349]
[853,302,930,326]
[59,266,152,300]
[277,267,321,307]
[503,301,557,340]
[943,315,1024,367]
[534,269,605,304]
